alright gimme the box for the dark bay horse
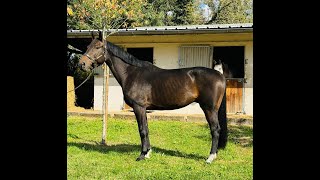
[78,32,227,163]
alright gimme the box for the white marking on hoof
[145,149,152,158]
[206,153,217,163]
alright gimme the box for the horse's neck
[222,64,232,78]
[107,56,133,87]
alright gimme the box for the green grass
[67,116,253,180]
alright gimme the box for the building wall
[244,42,253,115]
[94,76,123,111]
[154,44,179,69]
[94,33,253,115]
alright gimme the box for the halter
[83,45,106,64]
[83,53,96,62]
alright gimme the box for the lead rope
[67,70,94,93]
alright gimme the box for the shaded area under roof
[67,38,92,53]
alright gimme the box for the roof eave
[67,28,253,38]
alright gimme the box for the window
[179,46,213,68]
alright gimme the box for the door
[226,78,244,114]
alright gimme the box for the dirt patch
[228,114,253,125]
[228,114,253,120]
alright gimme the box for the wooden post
[101,28,109,145]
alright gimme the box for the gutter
[67,28,253,38]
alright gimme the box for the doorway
[213,46,245,114]
[126,48,154,63]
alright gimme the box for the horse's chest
[123,83,152,104]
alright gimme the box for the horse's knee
[210,124,220,136]
[216,124,221,133]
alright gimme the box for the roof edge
[67,23,253,38]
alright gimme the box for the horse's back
[147,66,226,97]
[145,67,225,110]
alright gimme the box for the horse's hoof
[136,155,145,161]
[205,153,217,164]
[136,149,152,161]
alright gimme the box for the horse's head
[213,59,224,74]
[213,59,233,78]
[79,31,106,72]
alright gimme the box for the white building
[67,23,253,115]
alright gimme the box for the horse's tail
[218,88,228,149]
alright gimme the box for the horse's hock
[67,76,76,109]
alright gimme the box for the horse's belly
[147,103,193,110]
[149,79,199,109]
[149,92,197,110]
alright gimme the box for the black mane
[106,41,158,69]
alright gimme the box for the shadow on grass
[228,125,253,147]
[67,134,79,139]
[67,142,205,161]
[196,125,253,147]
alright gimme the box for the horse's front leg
[133,103,152,161]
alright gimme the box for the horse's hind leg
[133,103,152,161]
[201,106,220,163]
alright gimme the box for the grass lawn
[67,116,253,180]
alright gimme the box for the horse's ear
[98,31,103,41]
[91,31,95,39]
[213,60,217,65]
[218,59,221,64]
